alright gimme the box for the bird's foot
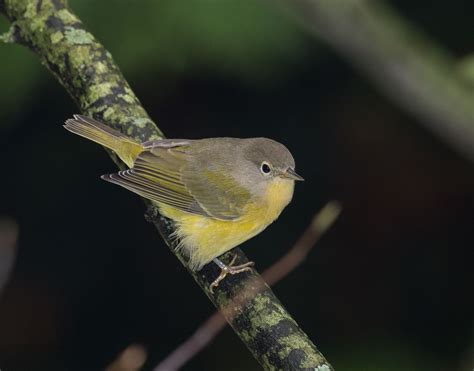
[210,255,254,293]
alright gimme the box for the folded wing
[102,142,249,220]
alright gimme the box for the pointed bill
[284,167,304,181]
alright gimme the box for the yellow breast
[159,178,294,270]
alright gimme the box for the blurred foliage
[332,340,438,371]
[1,1,474,370]
[0,16,44,128]
[0,0,316,126]
[73,0,313,78]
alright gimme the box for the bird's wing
[102,141,208,216]
[102,141,249,220]
[181,164,251,220]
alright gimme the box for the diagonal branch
[106,344,147,371]
[155,201,341,371]
[0,1,333,369]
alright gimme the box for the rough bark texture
[0,1,333,369]
[284,0,474,162]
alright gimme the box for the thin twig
[1,2,335,368]
[155,201,342,371]
[105,344,147,371]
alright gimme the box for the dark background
[0,1,473,370]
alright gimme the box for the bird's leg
[209,255,255,293]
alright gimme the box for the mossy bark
[1,1,333,369]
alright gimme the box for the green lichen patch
[64,26,94,44]
[103,106,115,120]
[89,82,114,102]
[1,0,332,369]
[56,8,77,25]
[0,24,15,43]
[50,30,62,43]
[133,117,151,128]
[314,365,333,371]
[24,1,37,18]
[68,45,91,69]
[118,93,135,104]
[94,60,107,74]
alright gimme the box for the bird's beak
[283,167,304,181]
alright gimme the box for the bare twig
[105,344,147,371]
[263,201,342,286]
[155,201,342,371]
[1,1,334,369]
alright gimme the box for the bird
[64,115,303,291]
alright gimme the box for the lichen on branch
[2,0,161,142]
[0,0,333,369]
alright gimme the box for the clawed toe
[209,256,255,293]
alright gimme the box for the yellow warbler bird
[64,115,303,290]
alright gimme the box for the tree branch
[105,344,147,371]
[155,201,341,371]
[0,1,333,369]
[282,0,474,162]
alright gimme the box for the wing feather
[182,168,251,220]
[102,145,209,216]
[102,141,250,220]
[102,172,194,210]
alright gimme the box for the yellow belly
[159,178,294,270]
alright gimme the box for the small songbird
[64,115,303,291]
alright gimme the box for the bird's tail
[64,114,144,168]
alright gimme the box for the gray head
[242,138,303,181]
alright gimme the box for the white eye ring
[260,161,272,175]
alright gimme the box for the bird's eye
[260,162,272,175]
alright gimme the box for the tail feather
[64,115,143,167]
